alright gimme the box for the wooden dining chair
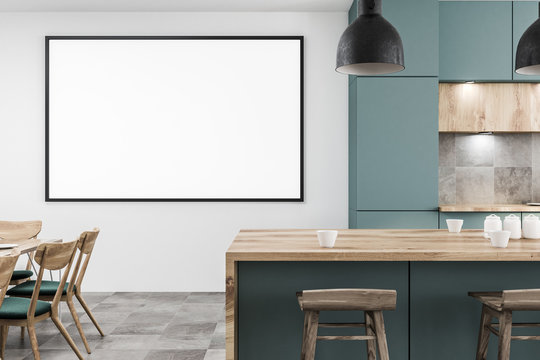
[0,241,84,360]
[0,248,22,359]
[470,289,540,360]
[0,220,42,285]
[8,228,104,354]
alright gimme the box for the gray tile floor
[4,292,225,360]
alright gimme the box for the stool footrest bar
[317,335,376,341]
[511,335,540,341]
[318,323,366,328]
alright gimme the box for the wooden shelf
[439,204,540,212]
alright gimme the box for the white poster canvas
[47,37,303,201]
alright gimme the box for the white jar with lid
[522,214,540,239]
[503,214,521,239]
[484,214,502,239]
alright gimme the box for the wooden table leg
[226,257,238,360]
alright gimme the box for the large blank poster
[46,36,303,201]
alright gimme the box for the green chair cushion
[7,281,74,297]
[0,297,51,319]
[10,270,33,281]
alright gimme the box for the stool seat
[469,291,504,311]
[297,288,397,311]
[297,288,397,360]
[469,289,540,360]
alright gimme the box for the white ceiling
[0,0,353,12]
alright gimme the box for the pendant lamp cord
[358,0,380,16]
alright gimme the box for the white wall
[0,11,348,291]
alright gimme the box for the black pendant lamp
[336,0,404,75]
[516,3,540,75]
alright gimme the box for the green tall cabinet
[513,1,540,81]
[353,78,438,211]
[439,1,512,81]
[350,77,439,228]
[348,0,439,229]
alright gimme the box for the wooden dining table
[0,238,42,256]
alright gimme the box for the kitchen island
[226,229,540,360]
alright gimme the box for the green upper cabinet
[346,0,438,77]
[354,77,438,211]
[382,0,439,76]
[440,1,512,81]
[513,1,540,81]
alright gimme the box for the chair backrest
[299,289,397,311]
[69,228,100,295]
[0,221,42,240]
[34,241,77,271]
[0,249,20,307]
[29,241,78,318]
[77,228,99,255]
[503,289,540,310]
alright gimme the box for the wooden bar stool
[297,288,397,360]
[469,289,540,360]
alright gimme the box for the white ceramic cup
[446,219,464,233]
[489,230,511,248]
[317,230,338,248]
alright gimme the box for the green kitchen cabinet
[353,78,438,211]
[439,1,512,81]
[356,211,439,229]
[439,212,520,230]
[382,0,439,76]
[347,0,438,77]
[513,1,540,81]
[239,261,409,360]
[411,262,540,360]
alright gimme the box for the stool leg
[301,310,319,360]
[497,310,512,360]
[372,311,390,360]
[476,305,492,360]
[301,312,309,353]
[365,311,377,360]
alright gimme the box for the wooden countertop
[226,229,540,261]
[439,204,540,212]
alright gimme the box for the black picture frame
[45,36,304,202]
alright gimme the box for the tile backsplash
[439,133,540,205]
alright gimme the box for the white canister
[503,214,521,239]
[523,214,540,239]
[484,214,502,239]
